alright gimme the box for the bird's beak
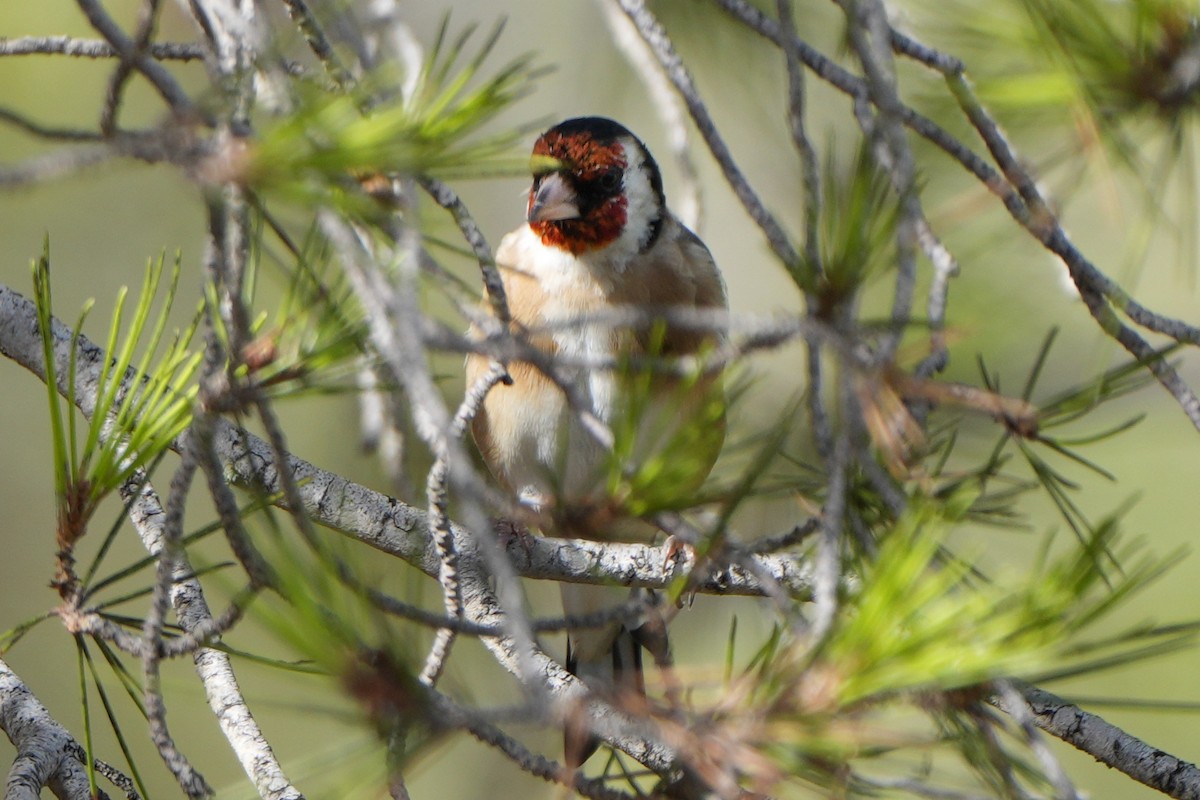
[527,173,580,223]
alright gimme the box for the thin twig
[74,0,201,121]
[420,360,510,686]
[195,210,276,589]
[0,36,205,60]
[418,176,511,326]
[119,475,303,799]
[808,419,849,645]
[858,775,992,800]
[994,681,1080,800]
[452,704,638,800]
[0,657,121,800]
[914,215,957,378]
[0,126,216,187]
[322,201,543,692]
[806,335,836,462]
[600,0,703,231]
[371,582,658,636]
[840,0,921,364]
[745,517,820,554]
[142,436,214,799]
[614,0,801,268]
[781,0,835,466]
[0,144,117,187]
[63,740,140,799]
[777,0,821,276]
[100,0,164,136]
[994,683,1200,800]
[276,0,354,89]
[0,107,104,141]
[58,598,246,661]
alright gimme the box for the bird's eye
[598,169,622,192]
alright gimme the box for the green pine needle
[32,246,200,552]
[249,19,542,200]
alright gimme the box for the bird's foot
[661,534,695,573]
[661,536,700,609]
[493,517,535,560]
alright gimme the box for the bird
[466,116,727,763]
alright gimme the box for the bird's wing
[609,216,727,358]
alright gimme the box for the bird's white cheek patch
[608,140,660,264]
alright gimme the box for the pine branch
[0,657,129,800]
[994,683,1200,800]
[0,36,205,60]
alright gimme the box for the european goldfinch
[467,116,727,762]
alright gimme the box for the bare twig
[0,107,104,142]
[777,0,821,276]
[356,358,412,494]
[858,776,993,800]
[185,0,261,90]
[276,0,354,89]
[914,216,957,378]
[600,0,703,231]
[418,176,511,326]
[119,475,303,799]
[194,209,276,589]
[614,0,801,268]
[355,1,423,91]
[993,683,1200,800]
[0,656,121,800]
[447,698,638,800]
[0,144,118,188]
[61,741,140,800]
[0,36,205,60]
[779,0,835,466]
[419,360,510,687]
[74,0,200,121]
[806,335,836,461]
[0,127,216,188]
[808,420,849,645]
[141,437,213,798]
[993,681,1080,800]
[99,0,164,136]
[371,583,656,637]
[745,517,820,555]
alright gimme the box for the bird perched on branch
[466,116,727,763]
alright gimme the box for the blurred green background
[2,1,1200,797]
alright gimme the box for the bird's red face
[526,124,632,254]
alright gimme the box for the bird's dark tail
[562,586,673,765]
[563,622,646,765]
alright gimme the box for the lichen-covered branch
[0,657,126,800]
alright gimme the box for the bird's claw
[661,537,700,609]
[661,535,695,573]
[494,517,535,559]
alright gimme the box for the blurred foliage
[237,215,370,399]
[693,495,1192,797]
[910,0,1200,267]
[801,144,899,312]
[247,19,542,206]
